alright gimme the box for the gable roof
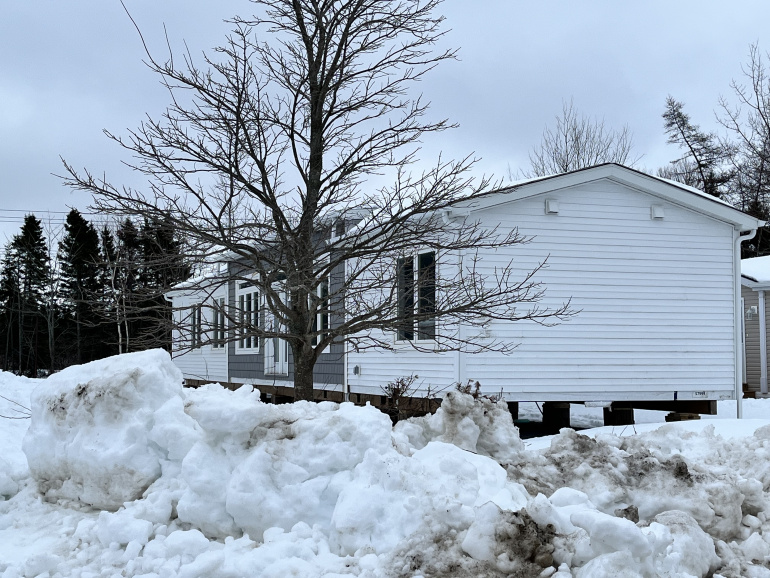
[450,163,764,231]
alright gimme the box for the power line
[0,209,99,216]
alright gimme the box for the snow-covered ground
[2,351,770,577]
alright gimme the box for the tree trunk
[18,299,23,373]
[48,308,55,372]
[292,342,315,402]
[75,307,82,365]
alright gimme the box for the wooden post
[542,402,570,430]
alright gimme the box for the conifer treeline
[0,209,189,375]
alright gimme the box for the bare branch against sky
[1,0,770,242]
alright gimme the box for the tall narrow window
[397,251,436,341]
[397,257,415,340]
[417,251,436,340]
[212,297,226,349]
[191,304,202,348]
[311,277,330,347]
[236,282,259,352]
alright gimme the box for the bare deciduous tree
[717,44,770,254]
[63,0,572,401]
[522,99,638,178]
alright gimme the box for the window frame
[190,303,203,349]
[211,296,227,351]
[311,273,330,350]
[396,250,437,343]
[235,281,260,354]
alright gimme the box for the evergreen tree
[58,209,101,364]
[661,96,733,198]
[116,218,142,352]
[135,215,189,351]
[0,243,21,371]
[0,215,51,374]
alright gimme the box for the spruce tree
[136,215,189,351]
[58,209,101,364]
[661,97,733,198]
[0,215,51,374]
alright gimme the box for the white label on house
[692,391,707,398]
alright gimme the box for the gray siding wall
[743,285,762,391]
[227,260,345,388]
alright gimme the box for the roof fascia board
[456,164,763,231]
[742,277,770,290]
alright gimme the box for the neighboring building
[167,164,763,410]
[741,256,770,397]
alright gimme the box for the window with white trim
[397,251,436,341]
[236,282,259,352]
[311,276,330,347]
[212,297,226,349]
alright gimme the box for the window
[212,297,226,349]
[190,304,202,349]
[397,251,436,341]
[311,277,330,347]
[236,282,259,352]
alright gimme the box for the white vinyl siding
[348,179,738,400]
[169,289,229,383]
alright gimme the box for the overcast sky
[1,0,769,245]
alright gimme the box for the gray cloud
[0,0,767,243]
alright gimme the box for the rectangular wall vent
[545,199,559,214]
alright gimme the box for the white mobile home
[168,164,762,413]
[347,164,762,405]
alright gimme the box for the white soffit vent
[651,204,665,219]
[545,199,559,214]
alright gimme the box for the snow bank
[175,383,393,538]
[0,370,37,497]
[22,349,195,509]
[393,389,523,461]
[10,352,770,576]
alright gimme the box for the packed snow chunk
[331,440,529,557]
[571,509,652,560]
[175,389,394,539]
[96,509,154,547]
[23,349,196,509]
[0,456,19,499]
[461,502,556,573]
[646,510,720,577]
[393,390,523,462]
[574,550,645,578]
[740,531,770,562]
[163,529,212,562]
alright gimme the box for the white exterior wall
[170,288,229,384]
[348,178,738,401]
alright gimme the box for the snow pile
[0,371,37,499]
[22,350,193,509]
[175,383,393,538]
[510,428,764,542]
[6,351,770,576]
[393,389,523,461]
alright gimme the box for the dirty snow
[2,351,770,577]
